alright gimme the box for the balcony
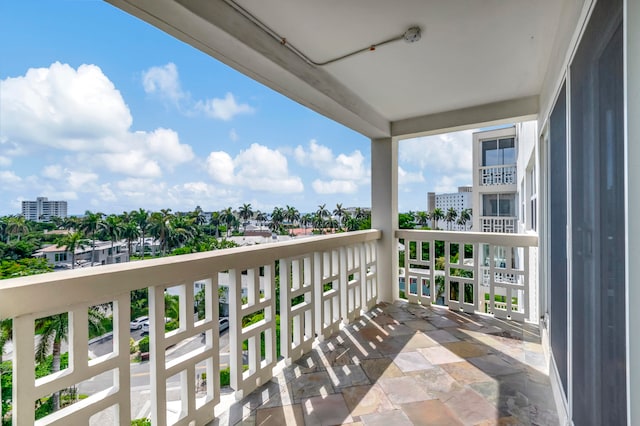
[479,165,517,187]
[479,217,518,234]
[0,229,550,425]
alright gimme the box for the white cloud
[141,62,184,102]
[294,139,368,194]
[97,183,117,202]
[0,156,11,167]
[142,63,255,121]
[206,143,303,193]
[0,170,22,185]
[65,170,99,191]
[42,165,63,179]
[142,128,194,169]
[206,151,235,185]
[1,62,131,152]
[1,62,195,179]
[399,130,474,175]
[398,166,425,185]
[312,179,358,194]
[195,92,254,121]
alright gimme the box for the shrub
[131,419,151,426]
[138,336,150,354]
[129,337,137,354]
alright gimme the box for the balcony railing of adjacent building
[479,216,517,233]
[0,228,538,425]
[396,230,537,323]
[479,165,517,186]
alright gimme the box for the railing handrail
[0,229,381,320]
[478,164,516,170]
[395,229,537,246]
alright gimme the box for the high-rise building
[427,187,472,230]
[21,197,68,222]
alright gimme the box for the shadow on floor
[210,301,558,426]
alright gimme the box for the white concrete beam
[105,0,390,138]
[391,96,539,140]
[371,137,398,303]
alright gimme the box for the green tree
[415,211,429,228]
[221,208,235,238]
[431,208,444,230]
[81,211,104,264]
[99,214,123,258]
[6,216,29,243]
[445,208,458,231]
[56,231,89,269]
[238,203,253,223]
[209,211,222,238]
[255,211,267,228]
[149,209,173,255]
[270,207,284,232]
[284,205,299,228]
[458,208,472,230]
[121,221,140,258]
[35,308,104,412]
[398,213,416,229]
[0,319,11,365]
[132,209,150,256]
[333,203,345,230]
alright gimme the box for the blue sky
[0,0,474,216]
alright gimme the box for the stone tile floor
[212,301,558,426]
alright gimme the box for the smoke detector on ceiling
[403,27,422,43]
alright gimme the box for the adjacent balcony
[479,217,518,234]
[479,165,517,186]
[0,229,551,425]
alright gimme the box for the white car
[141,321,149,334]
[130,316,149,330]
[219,317,229,333]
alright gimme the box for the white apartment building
[427,186,472,230]
[35,240,129,269]
[21,197,67,222]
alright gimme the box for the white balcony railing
[0,230,379,425]
[480,216,517,233]
[479,164,516,186]
[396,230,538,322]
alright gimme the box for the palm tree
[333,203,346,230]
[190,206,207,227]
[132,209,150,257]
[81,211,104,264]
[270,207,284,232]
[56,231,88,269]
[149,209,173,255]
[316,204,330,232]
[238,203,254,224]
[35,308,104,412]
[209,211,222,238]
[416,211,429,228]
[458,208,472,230]
[0,216,8,243]
[99,214,123,259]
[344,214,360,231]
[312,213,325,232]
[121,221,140,257]
[431,208,444,230]
[221,207,235,237]
[255,211,268,228]
[445,208,458,231]
[300,213,313,235]
[285,205,300,228]
[6,215,29,242]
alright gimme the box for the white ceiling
[107,0,567,138]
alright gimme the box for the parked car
[141,321,149,334]
[130,316,149,330]
[219,317,229,333]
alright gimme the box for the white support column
[371,137,398,303]
[625,0,640,423]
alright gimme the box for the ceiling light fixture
[224,0,421,67]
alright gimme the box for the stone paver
[216,301,559,425]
